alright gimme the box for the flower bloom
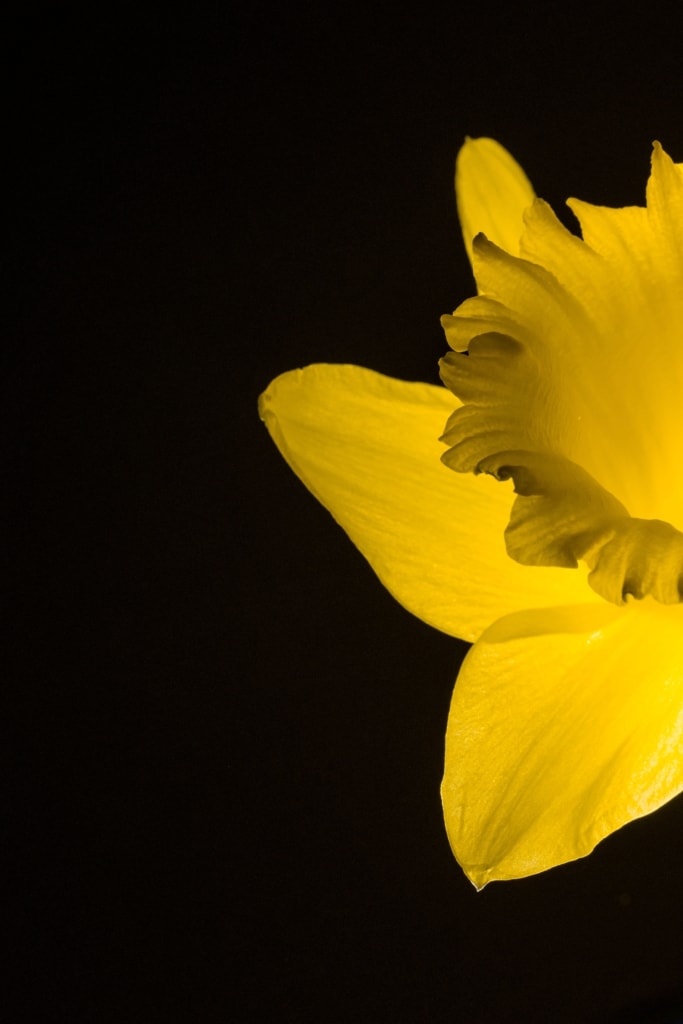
[259,138,683,888]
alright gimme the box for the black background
[6,5,683,1022]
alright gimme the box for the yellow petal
[563,146,683,521]
[568,143,683,288]
[456,137,536,265]
[259,364,599,642]
[442,601,683,888]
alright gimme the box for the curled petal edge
[464,449,683,606]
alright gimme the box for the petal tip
[455,138,536,263]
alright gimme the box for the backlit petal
[259,364,599,642]
[455,137,536,264]
[442,601,683,888]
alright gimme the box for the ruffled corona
[440,144,683,606]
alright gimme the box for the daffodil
[258,137,683,888]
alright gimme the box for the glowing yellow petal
[456,137,536,264]
[259,364,599,642]
[442,601,683,889]
[562,147,683,520]
[568,143,683,287]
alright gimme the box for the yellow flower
[258,137,683,888]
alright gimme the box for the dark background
[6,5,683,1022]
